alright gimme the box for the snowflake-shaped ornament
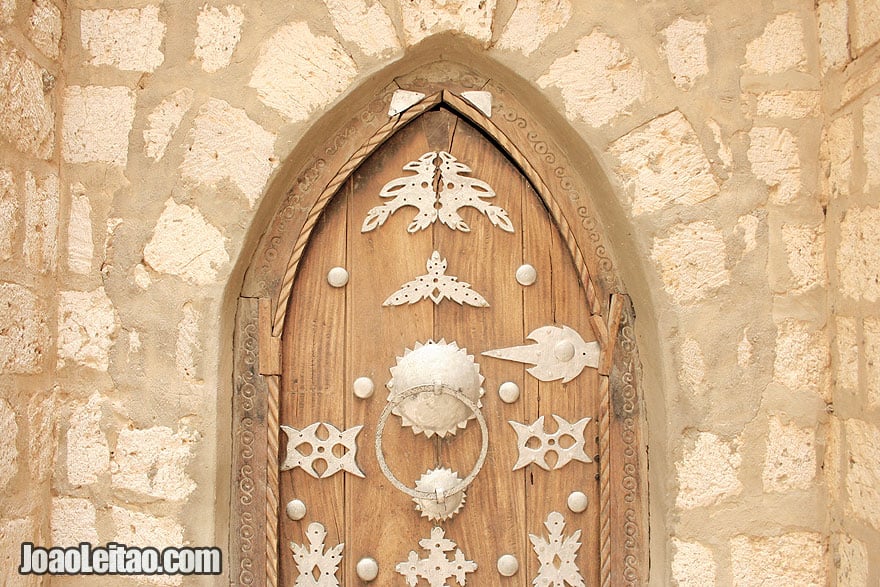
[509,415,592,471]
[291,522,343,587]
[529,512,585,587]
[383,251,489,308]
[396,526,477,587]
[280,422,365,479]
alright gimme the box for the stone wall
[0,0,877,585]
[0,0,63,582]
[822,0,880,584]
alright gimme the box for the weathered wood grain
[343,112,435,585]
[279,190,348,586]
[436,110,527,584]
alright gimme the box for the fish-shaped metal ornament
[481,325,600,383]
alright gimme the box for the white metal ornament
[326,266,349,287]
[356,557,379,582]
[515,264,537,286]
[413,467,467,522]
[387,340,484,438]
[529,512,585,587]
[280,422,365,479]
[498,381,520,404]
[482,325,600,383]
[361,151,514,234]
[509,415,592,471]
[353,376,375,399]
[286,499,307,521]
[460,91,492,118]
[396,526,477,587]
[388,89,426,116]
[383,251,489,308]
[567,491,589,514]
[497,554,519,577]
[377,340,488,523]
[291,522,344,587]
[375,384,488,518]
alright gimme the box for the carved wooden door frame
[231,64,647,586]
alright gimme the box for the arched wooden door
[279,106,602,586]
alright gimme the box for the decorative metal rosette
[387,339,484,438]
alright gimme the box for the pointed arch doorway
[231,66,647,586]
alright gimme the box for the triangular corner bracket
[388,89,427,117]
[460,91,492,118]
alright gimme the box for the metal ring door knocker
[375,340,488,521]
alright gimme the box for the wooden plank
[344,112,435,585]
[546,209,601,587]
[520,181,554,584]
[598,294,625,376]
[521,182,601,587]
[258,298,281,375]
[279,188,348,586]
[436,110,527,585]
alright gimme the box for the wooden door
[279,107,601,586]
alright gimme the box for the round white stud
[353,376,375,399]
[498,381,520,404]
[567,491,589,513]
[497,554,519,577]
[515,264,537,286]
[356,557,379,581]
[327,266,349,288]
[285,499,306,521]
[554,340,575,362]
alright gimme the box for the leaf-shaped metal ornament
[362,151,438,233]
[362,151,515,234]
[383,251,489,308]
[436,151,514,233]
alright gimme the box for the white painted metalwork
[529,512,585,587]
[515,263,537,286]
[436,151,513,232]
[356,557,379,582]
[383,250,489,308]
[290,522,344,587]
[388,89,426,117]
[460,91,492,117]
[353,376,375,399]
[482,325,600,383]
[326,266,349,287]
[280,422,365,479]
[396,527,477,587]
[413,467,467,522]
[567,491,589,514]
[361,151,514,234]
[375,384,488,505]
[387,340,484,438]
[498,381,520,404]
[286,499,307,521]
[509,415,592,471]
[497,554,519,577]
